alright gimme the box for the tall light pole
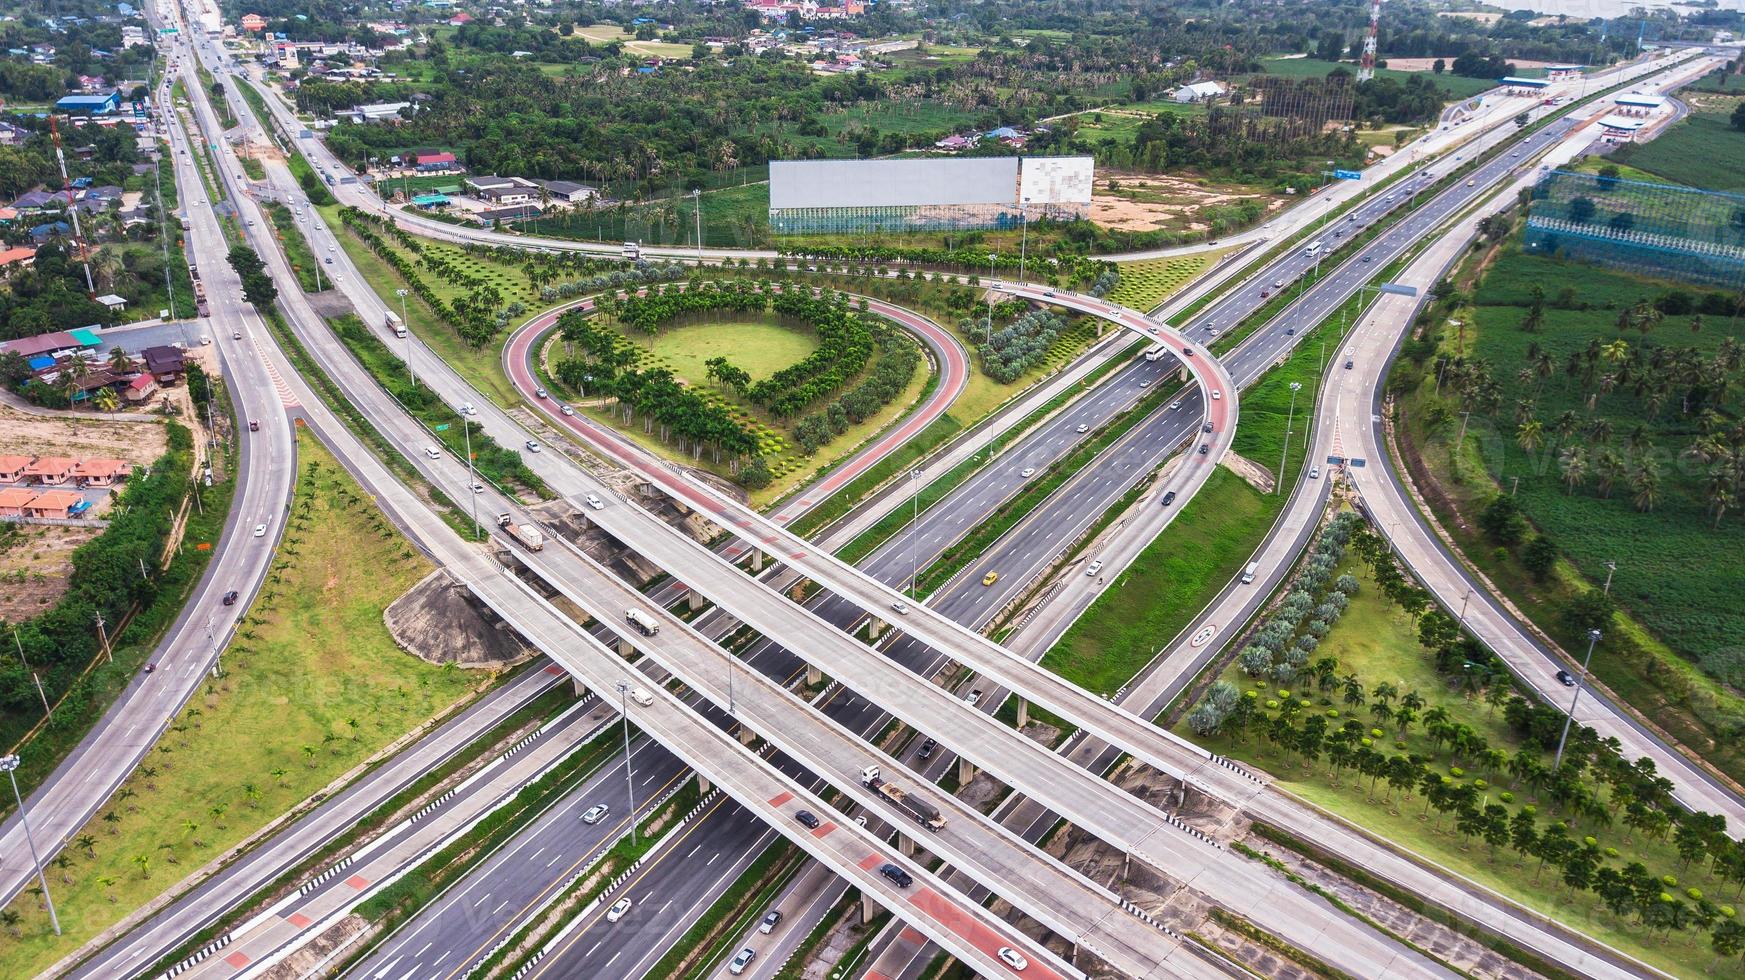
[615,682,639,845]
[908,468,921,598]
[1554,629,1603,770]
[1457,587,1472,629]
[985,254,996,344]
[1018,199,1030,284]
[395,288,413,386]
[692,188,703,264]
[1602,560,1618,596]
[1276,381,1302,494]
[1,754,60,936]
[463,419,478,540]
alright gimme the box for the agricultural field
[1398,244,1745,785]
[570,24,693,59]
[1256,56,1499,100]
[1611,92,1745,192]
[0,434,477,978]
[1107,252,1220,312]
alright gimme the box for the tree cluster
[971,308,1067,384]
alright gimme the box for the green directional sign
[434,423,450,432]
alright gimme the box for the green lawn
[642,321,819,386]
[1257,56,1497,100]
[1185,557,1719,979]
[0,433,477,977]
[524,183,770,250]
[1611,93,1745,192]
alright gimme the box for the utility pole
[1602,560,1617,596]
[1018,200,1030,284]
[615,681,639,845]
[1,755,60,936]
[95,611,112,664]
[1554,630,1603,770]
[396,288,413,386]
[986,254,996,344]
[1277,382,1302,494]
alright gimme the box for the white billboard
[1018,156,1094,205]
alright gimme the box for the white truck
[860,765,945,832]
[621,241,641,260]
[386,310,407,338]
[625,608,661,636]
[496,513,544,551]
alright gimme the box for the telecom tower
[1358,0,1382,82]
[49,115,96,296]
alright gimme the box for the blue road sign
[1326,455,1346,465]
[1333,169,1363,181]
[1350,458,1367,468]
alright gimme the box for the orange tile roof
[72,458,130,476]
[0,454,33,472]
[0,487,36,507]
[25,489,84,510]
[22,456,76,475]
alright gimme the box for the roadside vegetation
[1396,241,1745,786]
[0,433,477,977]
[1181,517,1745,977]
[1611,91,1745,192]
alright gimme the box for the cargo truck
[625,608,661,636]
[496,513,544,551]
[860,765,945,832]
[386,310,406,338]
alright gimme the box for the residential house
[240,13,267,31]
[123,372,157,402]
[95,293,127,313]
[22,490,88,519]
[1,332,89,360]
[22,456,77,485]
[72,458,132,486]
[337,101,414,124]
[0,121,30,147]
[0,488,36,518]
[30,221,73,243]
[0,246,36,277]
[0,455,32,482]
[466,175,539,205]
[141,345,186,382]
[12,190,63,211]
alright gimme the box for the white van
[629,687,654,707]
[1241,562,1259,585]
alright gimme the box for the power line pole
[1277,382,1302,494]
[1554,629,1603,770]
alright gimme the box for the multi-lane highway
[0,63,298,917]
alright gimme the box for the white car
[581,804,609,824]
[606,897,632,922]
[252,523,267,538]
[1075,423,1089,433]
[1170,400,1182,411]
[1085,560,1103,577]
[999,947,1030,971]
[1210,390,1222,400]
[424,446,442,460]
[1019,467,1036,478]
[1310,466,1321,479]
[471,483,486,494]
[729,948,756,975]
[561,404,576,416]
[525,440,541,453]
[584,493,605,510]
[891,600,910,615]
[965,689,982,707]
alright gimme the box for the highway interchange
[7,7,1736,977]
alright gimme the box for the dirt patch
[1220,450,1275,494]
[384,569,538,667]
[260,914,371,979]
[0,401,169,462]
[1091,172,1280,233]
[0,523,103,618]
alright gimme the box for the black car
[1556,670,1577,688]
[795,810,821,829]
[222,589,240,606]
[1161,491,1177,506]
[1202,422,1213,433]
[1198,444,1210,455]
[1285,327,1295,335]
[917,737,936,760]
[1344,360,1354,370]
[880,863,914,888]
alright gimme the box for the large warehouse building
[768,156,1094,235]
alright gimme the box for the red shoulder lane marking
[224,951,252,969]
[857,853,886,872]
[286,911,313,929]
[768,791,794,808]
[811,821,837,838]
[344,874,370,890]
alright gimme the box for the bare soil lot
[0,523,103,620]
[1091,172,1282,233]
[0,402,169,462]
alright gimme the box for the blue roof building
[55,92,121,115]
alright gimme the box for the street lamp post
[985,254,996,344]
[395,288,413,386]
[615,682,639,845]
[908,468,921,598]
[1,755,60,936]
[463,419,479,540]
[1602,560,1618,596]
[692,188,703,264]
[1018,199,1030,284]
[1458,587,1472,629]
[1553,629,1603,770]
[1276,381,1302,495]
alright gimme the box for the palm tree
[107,347,134,375]
[1559,447,1589,494]
[91,387,121,415]
[97,875,118,903]
[76,834,97,859]
[133,853,151,880]
[0,908,19,937]
[1517,418,1545,455]
[1630,458,1662,512]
